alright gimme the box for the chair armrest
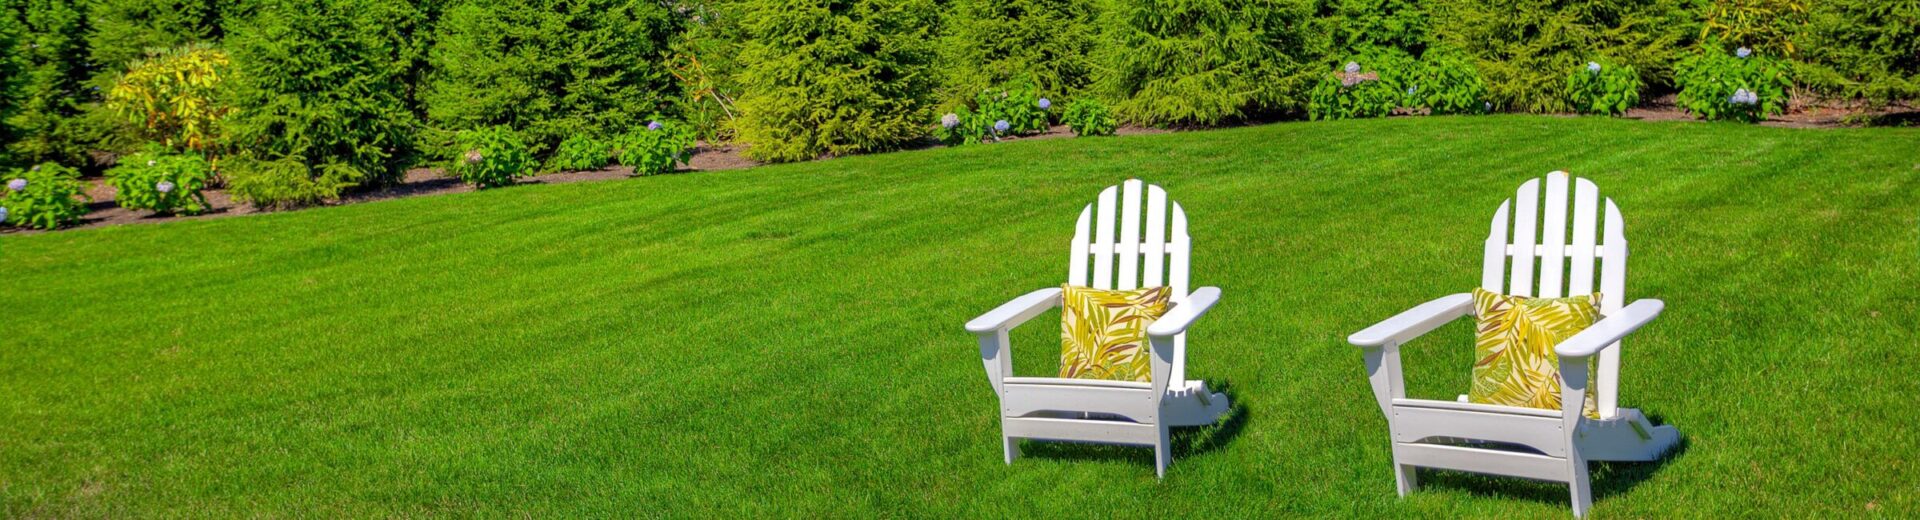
[1146,287,1221,337]
[964,288,1062,334]
[1347,293,1474,348]
[1555,299,1664,358]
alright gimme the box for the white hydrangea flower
[1736,47,1752,58]
[1587,62,1601,73]
[1344,62,1361,74]
[940,113,960,129]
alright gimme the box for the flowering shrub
[932,87,1052,145]
[548,135,615,172]
[614,120,696,176]
[449,126,536,189]
[1,164,90,230]
[105,148,215,215]
[1308,54,1412,120]
[1676,47,1791,123]
[1062,98,1116,136]
[1405,51,1489,115]
[1563,60,1643,116]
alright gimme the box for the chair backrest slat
[1091,186,1119,289]
[1141,186,1169,288]
[1507,178,1541,297]
[1484,171,1632,417]
[1116,180,1145,290]
[1537,174,1571,297]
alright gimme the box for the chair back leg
[1395,463,1419,496]
[1003,435,1020,465]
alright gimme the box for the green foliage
[938,0,1100,103]
[1676,47,1791,123]
[1699,0,1806,56]
[6,0,98,167]
[1,163,89,229]
[1308,52,1412,120]
[219,0,420,207]
[1098,0,1320,126]
[449,126,535,188]
[547,135,615,172]
[1406,50,1488,115]
[86,0,234,87]
[423,0,680,155]
[614,121,695,175]
[932,87,1051,145]
[1564,61,1643,115]
[1794,0,1920,103]
[1432,0,1693,113]
[667,0,749,142]
[0,12,21,167]
[733,0,938,163]
[1061,98,1115,136]
[104,44,231,153]
[103,147,214,215]
[1321,0,1429,56]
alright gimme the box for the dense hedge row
[1,0,1916,215]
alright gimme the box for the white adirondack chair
[963,179,1231,478]
[1348,171,1679,517]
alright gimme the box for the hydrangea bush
[1404,51,1489,115]
[1062,98,1116,136]
[614,120,696,176]
[1563,60,1644,116]
[547,135,615,172]
[105,148,215,215]
[449,126,536,189]
[932,86,1052,145]
[1308,53,1413,120]
[1,164,91,230]
[1676,47,1791,123]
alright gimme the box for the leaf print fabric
[1469,288,1602,419]
[1059,285,1170,382]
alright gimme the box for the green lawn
[4,116,1917,516]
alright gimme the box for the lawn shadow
[1015,380,1250,468]
[1415,416,1690,507]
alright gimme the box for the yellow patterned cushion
[1470,288,1602,419]
[1059,285,1170,381]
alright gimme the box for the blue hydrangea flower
[1344,62,1361,74]
[993,120,1010,133]
[1484,101,1493,112]
[0,206,8,223]
[1736,47,1752,58]
[1587,62,1601,73]
[1037,98,1051,110]
[156,181,176,194]
[7,178,25,191]
[1407,85,1419,95]
[941,113,960,129]
[1730,88,1757,105]
[647,120,663,131]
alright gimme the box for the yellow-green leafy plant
[105,44,232,153]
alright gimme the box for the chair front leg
[1560,355,1595,517]
[1362,343,1416,495]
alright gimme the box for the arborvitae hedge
[733,0,937,163]
[1431,0,1694,113]
[219,0,421,206]
[1097,0,1320,126]
[938,0,1100,104]
[423,0,680,156]
[0,10,20,166]
[5,0,97,167]
[1797,0,1920,103]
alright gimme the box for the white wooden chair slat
[1508,178,1540,297]
[1538,172,1571,298]
[1091,186,1118,289]
[975,180,1228,478]
[1117,180,1144,290]
[1068,208,1091,287]
[1142,186,1169,288]
[1567,179,1600,296]
[1354,172,1677,518]
[1482,201,1511,293]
